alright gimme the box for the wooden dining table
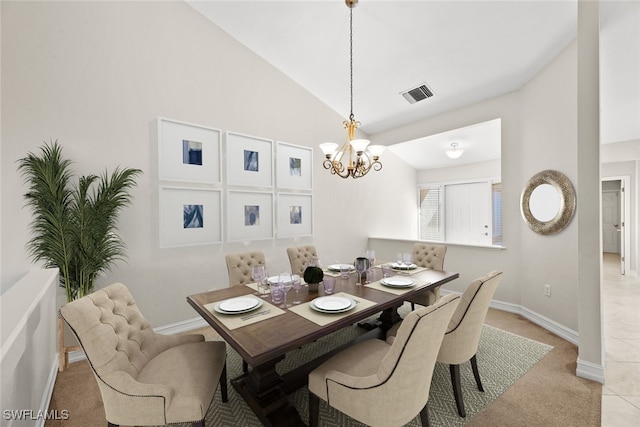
[187,266,459,427]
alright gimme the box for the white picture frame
[159,186,222,248]
[227,190,274,242]
[226,132,273,188]
[158,117,222,184]
[276,141,313,190]
[277,193,313,238]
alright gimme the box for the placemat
[204,297,285,330]
[366,279,430,296]
[322,269,342,278]
[288,292,377,326]
[322,268,356,278]
[390,265,430,275]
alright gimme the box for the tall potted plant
[18,141,142,302]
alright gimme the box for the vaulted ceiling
[188,0,639,168]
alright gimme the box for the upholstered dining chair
[407,243,447,309]
[225,251,266,287]
[308,293,460,427]
[391,270,503,418]
[286,245,318,277]
[59,283,228,427]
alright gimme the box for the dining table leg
[231,355,306,427]
[358,303,403,331]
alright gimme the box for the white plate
[328,264,355,272]
[214,297,263,314]
[310,296,356,313]
[391,262,417,270]
[267,274,300,285]
[381,277,415,288]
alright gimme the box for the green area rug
[193,304,552,426]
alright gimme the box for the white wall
[371,41,592,336]
[0,1,416,325]
[418,158,501,184]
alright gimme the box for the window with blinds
[492,183,502,245]
[419,180,502,246]
[419,185,443,241]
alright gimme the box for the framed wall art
[159,186,222,248]
[276,141,313,190]
[227,190,274,242]
[226,132,273,188]
[158,117,222,184]
[277,193,313,238]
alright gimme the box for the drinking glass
[251,265,266,297]
[323,276,336,295]
[340,264,351,280]
[382,263,393,277]
[292,274,303,305]
[278,272,293,308]
[354,257,369,285]
[365,250,376,283]
[270,282,284,305]
[396,252,404,268]
[402,252,413,267]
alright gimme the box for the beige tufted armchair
[59,283,227,427]
[286,245,318,277]
[407,243,447,309]
[225,251,266,286]
[308,293,460,427]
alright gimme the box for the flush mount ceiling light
[319,0,385,179]
[445,142,464,159]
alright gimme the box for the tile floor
[602,253,640,426]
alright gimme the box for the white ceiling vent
[400,84,435,104]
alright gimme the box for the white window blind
[492,183,502,245]
[419,185,443,241]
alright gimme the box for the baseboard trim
[37,356,61,427]
[577,358,606,384]
[517,305,579,346]
[440,290,580,345]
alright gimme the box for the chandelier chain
[349,5,354,121]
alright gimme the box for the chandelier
[319,0,385,179]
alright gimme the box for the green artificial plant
[18,141,142,302]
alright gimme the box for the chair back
[412,243,447,270]
[286,245,318,277]
[438,270,503,365]
[59,283,169,380]
[225,251,266,286]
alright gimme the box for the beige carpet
[45,308,601,426]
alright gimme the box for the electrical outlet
[544,284,551,297]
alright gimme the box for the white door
[602,190,620,254]
[619,180,626,275]
[445,182,492,245]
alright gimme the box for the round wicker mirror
[520,170,576,235]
